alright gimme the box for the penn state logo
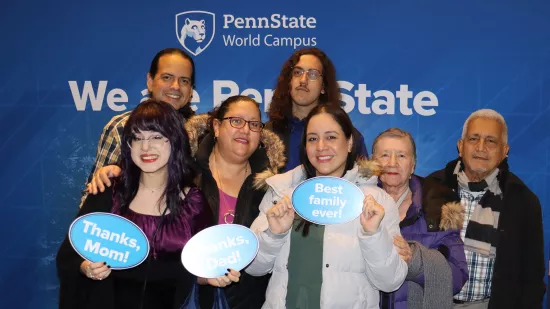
[175,11,215,56]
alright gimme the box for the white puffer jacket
[247,161,408,309]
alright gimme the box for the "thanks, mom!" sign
[292,176,364,225]
[69,213,149,269]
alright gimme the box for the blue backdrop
[1,0,549,307]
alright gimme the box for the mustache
[472,153,488,160]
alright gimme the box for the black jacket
[185,115,286,309]
[427,158,546,309]
[56,186,210,309]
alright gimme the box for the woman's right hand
[199,269,241,287]
[266,196,294,234]
[80,260,111,280]
[87,165,122,194]
[393,235,412,265]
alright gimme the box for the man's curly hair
[267,48,339,120]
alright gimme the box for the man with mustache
[266,47,368,171]
[427,109,545,309]
[81,48,196,206]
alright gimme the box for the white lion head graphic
[182,18,206,43]
[176,11,215,56]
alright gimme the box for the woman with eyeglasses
[56,100,240,309]
[87,95,286,308]
[188,95,286,309]
[246,104,407,308]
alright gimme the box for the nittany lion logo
[175,11,215,56]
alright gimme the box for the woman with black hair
[247,103,407,308]
[87,95,286,308]
[56,100,239,309]
[184,95,285,309]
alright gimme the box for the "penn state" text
[223,14,316,29]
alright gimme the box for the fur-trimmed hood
[439,201,464,231]
[253,156,383,193]
[381,174,464,232]
[184,114,286,181]
[418,175,464,231]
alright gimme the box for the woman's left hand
[393,235,412,265]
[360,195,385,234]
[199,269,241,287]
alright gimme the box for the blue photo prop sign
[68,212,150,270]
[181,224,259,278]
[292,176,364,225]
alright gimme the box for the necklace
[139,180,166,194]
[138,180,168,215]
[212,149,248,224]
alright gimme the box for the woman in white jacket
[247,104,407,309]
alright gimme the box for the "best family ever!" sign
[292,176,364,225]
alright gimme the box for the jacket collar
[378,174,463,231]
[261,157,382,197]
[442,157,510,194]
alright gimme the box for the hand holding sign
[181,225,258,279]
[291,177,364,225]
[69,213,149,270]
[266,196,295,234]
[200,269,241,287]
[80,260,111,280]
[360,195,385,234]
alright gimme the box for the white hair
[461,109,508,144]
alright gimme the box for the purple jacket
[379,175,469,309]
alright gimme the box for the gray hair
[461,109,508,144]
[371,128,417,165]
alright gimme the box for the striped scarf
[454,160,502,258]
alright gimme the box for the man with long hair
[266,47,368,171]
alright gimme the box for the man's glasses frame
[291,66,323,81]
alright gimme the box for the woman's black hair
[296,103,358,236]
[117,99,196,218]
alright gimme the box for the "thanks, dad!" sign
[292,176,364,225]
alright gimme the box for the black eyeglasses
[291,66,323,81]
[222,117,264,132]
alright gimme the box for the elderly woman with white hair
[372,128,469,309]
